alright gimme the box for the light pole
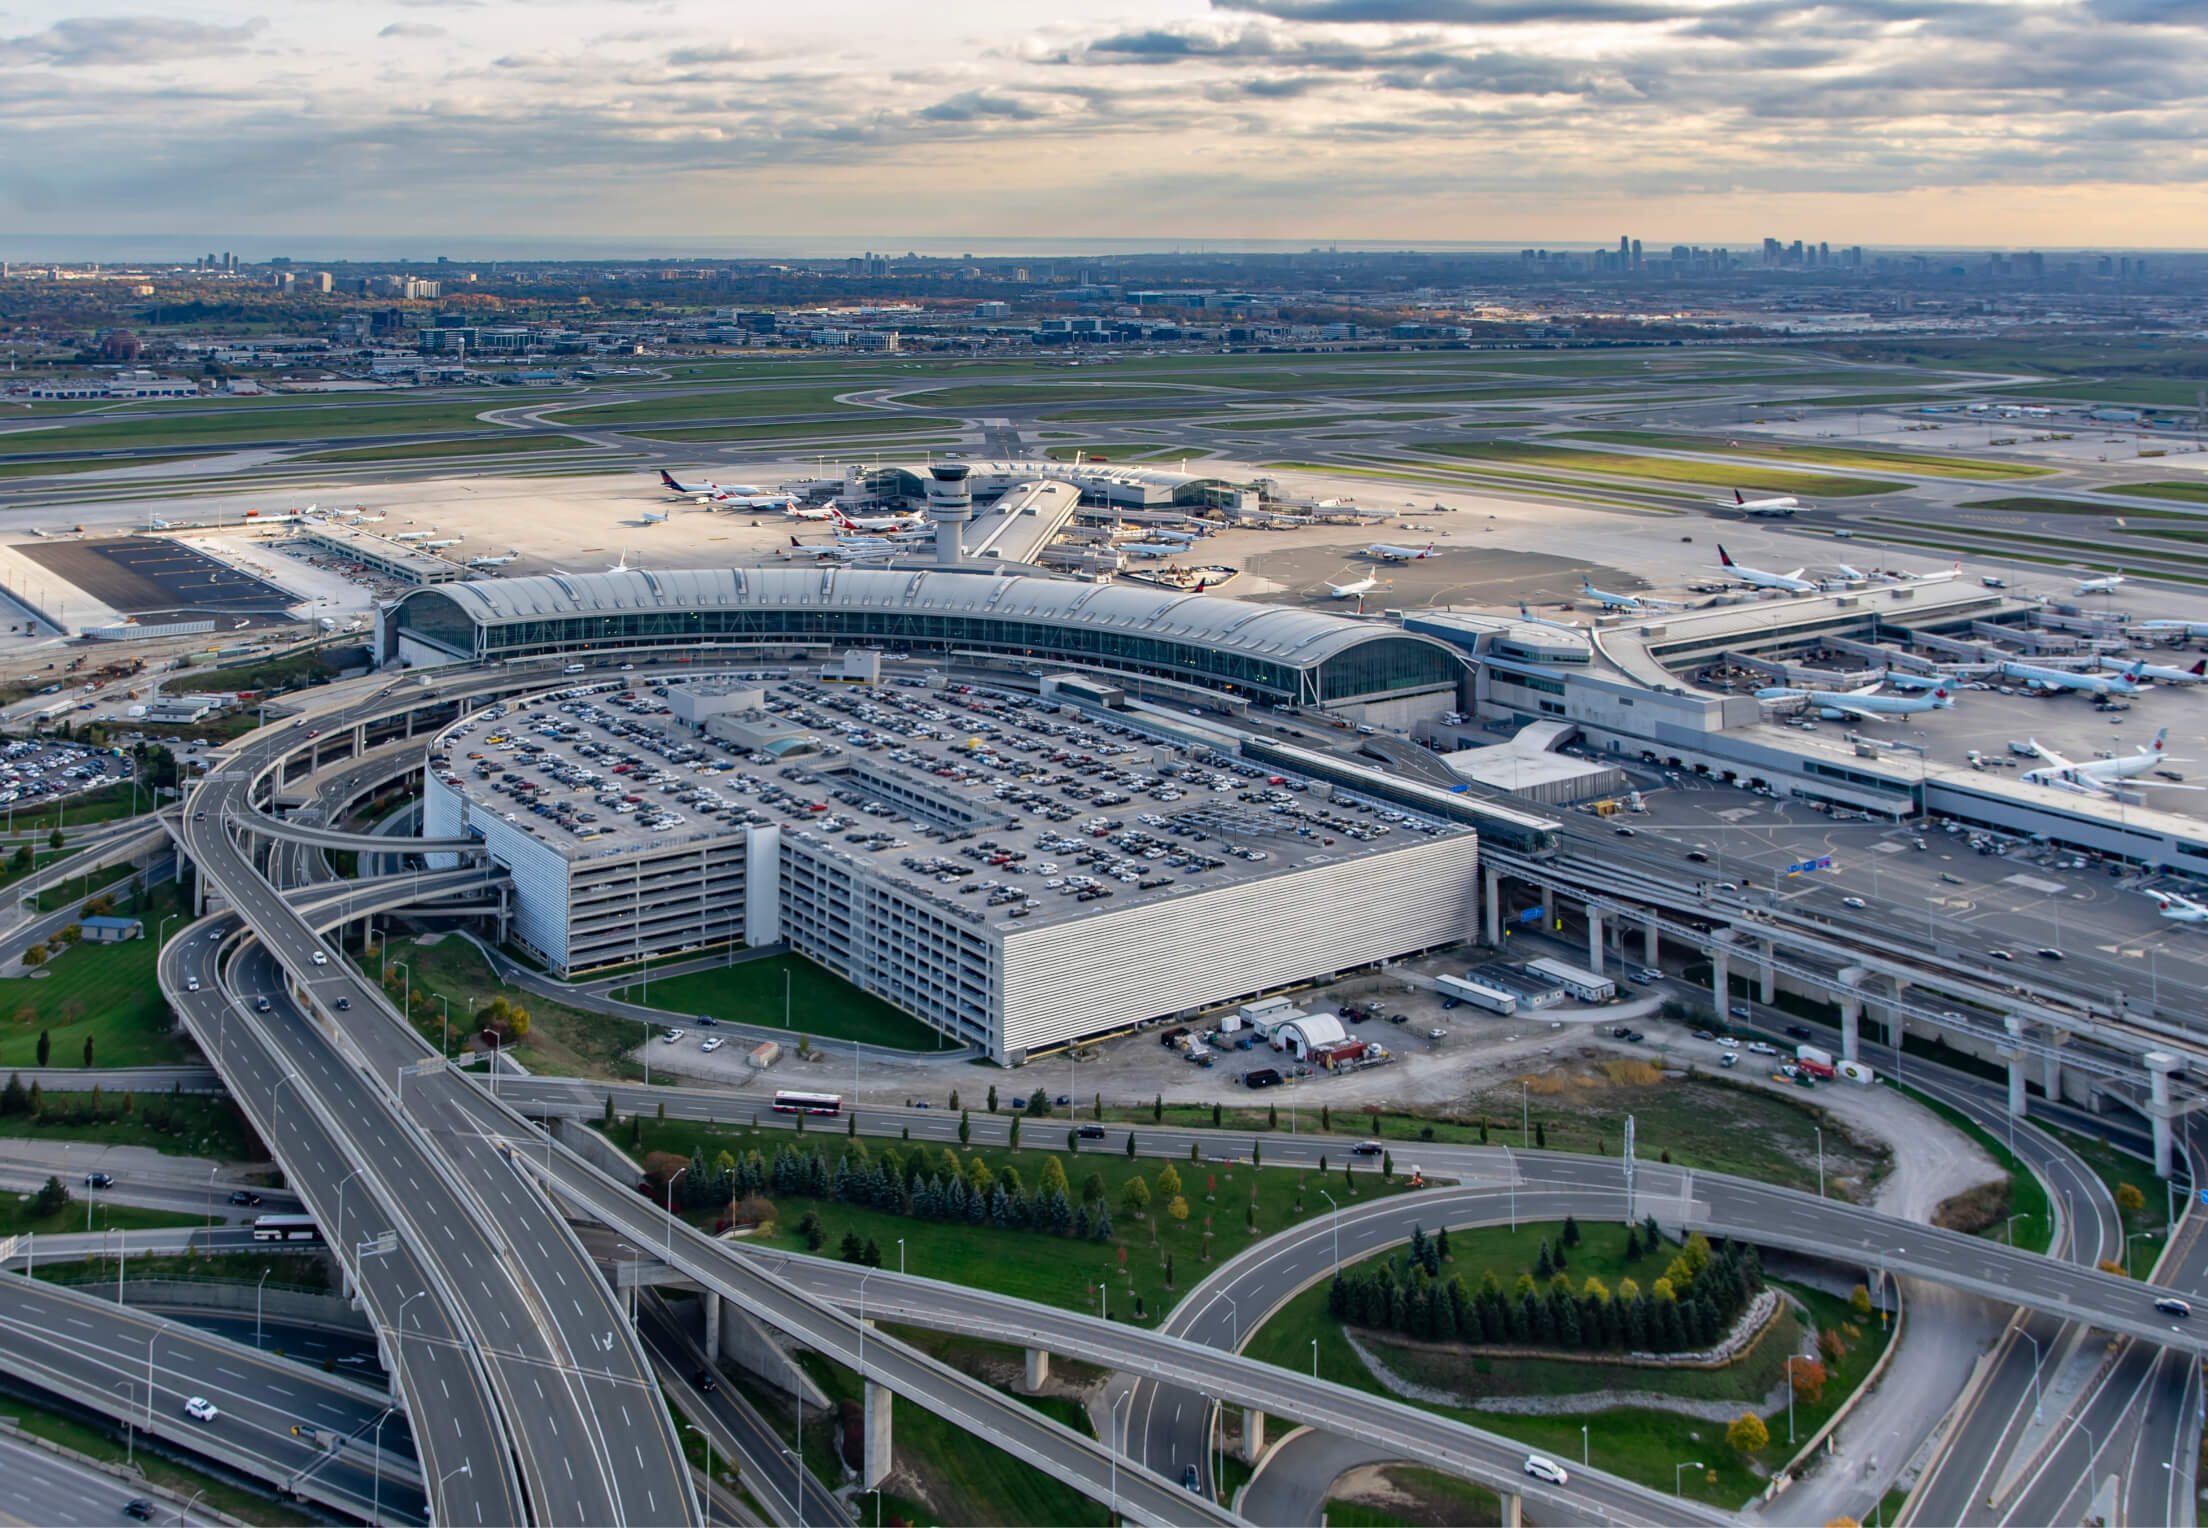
[666,1166,687,1261]
[1222,1291,1239,1348]
[688,1423,715,1503]
[1581,1423,1589,1467]
[858,1270,873,1379]
[1109,1387,1132,1521]
[1785,1356,1798,1443]
[390,960,409,1029]
[781,1445,804,1528]
[1674,1461,1703,1498]
[437,1461,473,1504]
[1310,1337,1318,1378]
[112,1380,135,1466]
[371,1406,395,1525]
[2018,1325,2045,1421]
[256,1268,271,1349]
[2005,1211,2029,1247]
[1815,1127,1824,1199]
[2128,1229,2156,1275]
[205,1164,218,1229]
[336,1165,368,1246]
[1504,1144,1516,1230]
[271,1070,301,1135]
[895,1239,904,1275]
[435,994,450,1054]
[784,967,791,1029]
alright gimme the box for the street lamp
[1319,1189,1341,1274]
[1674,1461,1703,1498]
[1221,1291,1239,1348]
[665,1166,688,1261]
[435,994,450,1054]
[1815,1127,1824,1199]
[687,1423,716,1503]
[895,1238,904,1276]
[2018,1325,2045,1422]
[205,1164,219,1230]
[270,1070,301,1135]
[2005,1212,2029,1247]
[255,1268,272,1349]
[1310,1337,1318,1378]
[1109,1388,1133,1520]
[858,1270,873,1380]
[336,1166,368,1246]
[1581,1423,1589,1467]
[2128,1229,2157,1275]
[371,1406,395,1526]
[112,1380,134,1466]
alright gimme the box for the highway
[0,1270,425,1522]
[177,668,701,1526]
[0,1429,201,1527]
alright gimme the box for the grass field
[1991,379,2208,408]
[618,1113,1417,1324]
[1959,496,2189,518]
[7,401,505,454]
[1899,1086,2052,1255]
[1420,441,1903,496]
[293,434,592,463]
[1557,430,2050,481]
[168,648,337,696]
[361,932,645,1079]
[611,952,945,1051]
[2039,1121,2171,1266]
[1243,1245,1888,1512]
[2,782,160,833]
[0,1092,261,1163]
[631,418,963,443]
[0,1190,200,1237]
[0,454,204,479]
[32,859,134,913]
[1044,444,1205,461]
[547,385,899,426]
[900,383,1211,409]
[2097,480,2208,504]
[0,881,191,1071]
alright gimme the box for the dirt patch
[1931,1177,2011,1234]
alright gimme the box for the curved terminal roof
[393,567,1465,704]
[427,567,1399,667]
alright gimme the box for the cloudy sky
[1,0,2201,254]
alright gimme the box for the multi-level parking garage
[418,667,1487,1060]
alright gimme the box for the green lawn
[611,953,946,1052]
[2038,1121,2171,1267]
[901,383,1208,409]
[33,860,134,913]
[294,434,592,463]
[6,400,506,454]
[1044,444,1205,462]
[0,454,204,479]
[1418,441,1903,496]
[546,384,901,426]
[360,932,646,1080]
[631,418,963,443]
[0,782,158,832]
[0,881,192,1070]
[1959,496,2189,518]
[2097,480,2208,504]
[168,648,337,696]
[617,1113,1416,1324]
[1243,1237,1889,1513]
[0,1092,263,1163]
[0,1189,201,1238]
[1556,430,2050,481]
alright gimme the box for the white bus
[251,1214,320,1243]
[771,1090,843,1117]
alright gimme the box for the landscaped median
[1242,1217,1891,1512]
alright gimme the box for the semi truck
[1795,1044,1837,1080]
[1435,973,1519,1015]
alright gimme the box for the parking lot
[0,736,131,813]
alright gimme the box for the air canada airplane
[1755,682,1954,721]
[1327,573,1385,599]
[1729,489,1801,516]
[1368,542,1436,562]
[1716,546,1818,593]
[2021,726,2191,794]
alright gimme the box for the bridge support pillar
[1758,940,1776,1005]
[352,723,366,754]
[861,1379,893,1491]
[1500,1491,1523,1528]
[1483,868,1501,947]
[1539,884,1552,924]
[1241,1408,1264,1464]
[2044,1040,2066,1108]
[1641,917,1659,969]
[2003,1017,2028,1118]
[704,1291,721,1356]
[1019,1347,1050,1393]
[1711,949,1730,1018]
[1837,966,1868,1063]
[2146,1051,2182,1179]
[1585,911,1604,976]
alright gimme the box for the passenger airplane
[2141,889,2208,924]
[2075,573,2128,595]
[1369,542,1436,562]
[1579,581,1679,613]
[1716,546,1818,593]
[1756,682,1954,720]
[1730,489,1802,516]
[2000,659,2144,698]
[467,552,519,568]
[660,469,768,500]
[1121,543,1185,559]
[787,536,897,562]
[421,538,464,548]
[2100,656,2208,685]
[639,511,668,525]
[2021,726,2190,794]
[555,552,635,575]
[785,501,841,522]
[1327,573,1386,599]
[835,509,927,533]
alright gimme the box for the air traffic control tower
[928,463,973,565]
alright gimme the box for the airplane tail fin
[659,470,679,489]
[1718,545,1736,567]
[2192,661,2205,677]
[2154,727,2170,752]
[1734,489,1745,504]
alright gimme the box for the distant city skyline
[2,0,2202,248]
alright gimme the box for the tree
[1534,1121,1546,1149]
[507,1007,530,1040]
[1212,1102,1222,1128]
[840,1230,864,1263]
[35,1029,49,1068]
[1122,1176,1152,1220]
[1039,1155,1070,1198]
[2116,1182,2146,1215]
[1562,1215,1581,1248]
[602,1094,616,1130]
[47,827,62,850]
[1381,1151,1393,1181]
[1126,1131,1138,1159]
[987,1085,999,1114]
[1156,1163,1182,1201]
[1625,1226,1643,1261]
[1788,1357,1828,1404]
[1152,1094,1162,1123]
[1081,1171,1106,1205]
[1818,1327,1848,1365]
[1849,1283,1873,1318]
[1726,1412,1768,1454]
[8,845,29,874]
[82,1035,94,1068]
[958,1109,971,1146]
[1267,1102,1279,1130]
[23,946,44,969]
[862,1238,882,1268]
[31,1174,68,1218]
[0,1073,24,1115]
[1166,1195,1190,1226]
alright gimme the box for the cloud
[918,89,1049,121]
[379,22,447,39]
[0,15,268,67]
[664,39,757,67]
[1211,0,1685,22]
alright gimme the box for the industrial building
[420,668,1486,1061]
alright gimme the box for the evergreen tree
[1644,1212,1662,1246]
[1212,1102,1222,1127]
[862,1238,882,1268]
[840,1230,864,1263]
[1624,1225,1642,1261]
[1091,1208,1113,1241]
[1535,1239,1554,1279]
[602,1094,616,1129]
[1152,1094,1162,1122]
[35,1030,48,1068]
[1074,1205,1092,1240]
[1534,1121,1546,1149]
[1561,1214,1581,1248]
[1436,1226,1451,1263]
[0,1073,24,1115]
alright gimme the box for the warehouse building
[420,669,1484,1061]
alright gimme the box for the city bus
[251,1214,320,1243]
[770,1091,843,1117]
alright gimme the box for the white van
[562,663,586,675]
[1523,1455,1569,1485]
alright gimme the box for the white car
[183,1396,219,1423]
[1747,1041,1779,1056]
[186,977,200,992]
[700,1037,724,1053]
[1523,1454,1569,1485]
[310,950,328,965]
[661,1029,684,1044]
[1842,896,1867,909]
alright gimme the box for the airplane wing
[2026,739,2071,768]
[1783,569,1806,581]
